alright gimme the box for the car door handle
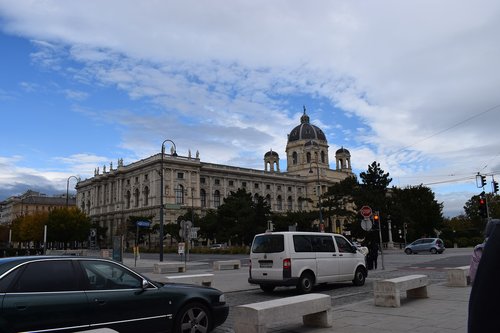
[94,298,107,305]
[16,305,27,311]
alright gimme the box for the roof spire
[300,105,310,124]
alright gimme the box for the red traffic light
[479,198,486,205]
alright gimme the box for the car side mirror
[142,279,149,290]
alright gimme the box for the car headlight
[218,294,226,304]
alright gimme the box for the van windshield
[251,234,284,253]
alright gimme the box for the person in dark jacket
[468,219,500,332]
[368,241,379,270]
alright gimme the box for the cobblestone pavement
[212,267,449,333]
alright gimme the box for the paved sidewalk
[266,283,469,333]
[123,257,470,333]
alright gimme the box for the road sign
[361,218,372,231]
[360,206,372,218]
[136,220,151,227]
[178,242,185,254]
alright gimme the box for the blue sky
[1,1,500,217]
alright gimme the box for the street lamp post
[66,175,80,207]
[309,161,324,231]
[159,139,177,262]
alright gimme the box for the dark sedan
[0,256,228,333]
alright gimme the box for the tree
[323,176,359,234]
[47,208,91,247]
[271,210,318,232]
[389,185,444,241]
[214,189,271,245]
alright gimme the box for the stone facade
[76,109,354,244]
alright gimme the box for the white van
[248,231,367,293]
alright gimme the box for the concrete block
[374,274,428,307]
[446,265,470,287]
[165,273,214,286]
[153,262,186,273]
[213,259,241,270]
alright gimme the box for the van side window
[334,236,353,253]
[293,235,314,252]
[313,235,335,252]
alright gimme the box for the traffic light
[479,197,488,218]
[493,181,499,194]
[372,212,380,229]
[481,175,487,187]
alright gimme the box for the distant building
[0,190,76,225]
[76,108,354,244]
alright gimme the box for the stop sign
[360,205,372,218]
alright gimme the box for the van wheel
[352,267,366,286]
[297,273,314,293]
[260,285,275,293]
[430,248,437,254]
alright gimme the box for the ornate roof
[288,106,327,143]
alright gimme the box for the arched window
[176,184,184,205]
[306,152,311,163]
[86,200,91,215]
[214,190,221,207]
[254,193,259,203]
[292,152,298,165]
[287,196,293,211]
[125,191,131,209]
[134,188,140,207]
[81,201,85,211]
[277,195,282,211]
[321,151,325,163]
[200,189,206,208]
[143,186,149,206]
[265,194,271,206]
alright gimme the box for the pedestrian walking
[368,241,379,270]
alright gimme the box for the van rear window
[251,235,284,253]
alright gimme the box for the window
[214,190,221,207]
[200,189,206,208]
[321,151,326,163]
[288,187,292,191]
[135,177,139,183]
[277,186,281,191]
[175,184,184,204]
[177,172,184,179]
[143,186,149,206]
[254,183,259,189]
[335,236,354,253]
[144,174,148,181]
[200,177,206,184]
[287,196,293,211]
[134,188,140,207]
[215,179,220,185]
[266,184,271,190]
[314,236,335,252]
[11,261,78,292]
[292,151,298,165]
[276,195,282,211]
[306,152,311,163]
[251,234,284,253]
[293,235,314,252]
[125,191,131,209]
[242,182,247,187]
[229,180,234,186]
[80,260,142,290]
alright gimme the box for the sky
[1,1,500,217]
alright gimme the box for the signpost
[135,220,151,267]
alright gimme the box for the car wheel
[297,272,314,293]
[352,267,366,286]
[405,248,412,255]
[430,248,437,254]
[260,284,275,293]
[175,302,212,333]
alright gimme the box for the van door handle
[332,254,337,256]
[339,254,343,257]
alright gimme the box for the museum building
[76,109,354,244]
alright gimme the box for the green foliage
[199,188,271,246]
[271,210,318,232]
[47,207,91,242]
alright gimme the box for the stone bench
[233,293,332,333]
[374,274,429,307]
[213,259,241,270]
[446,265,470,287]
[164,273,214,287]
[153,262,186,273]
